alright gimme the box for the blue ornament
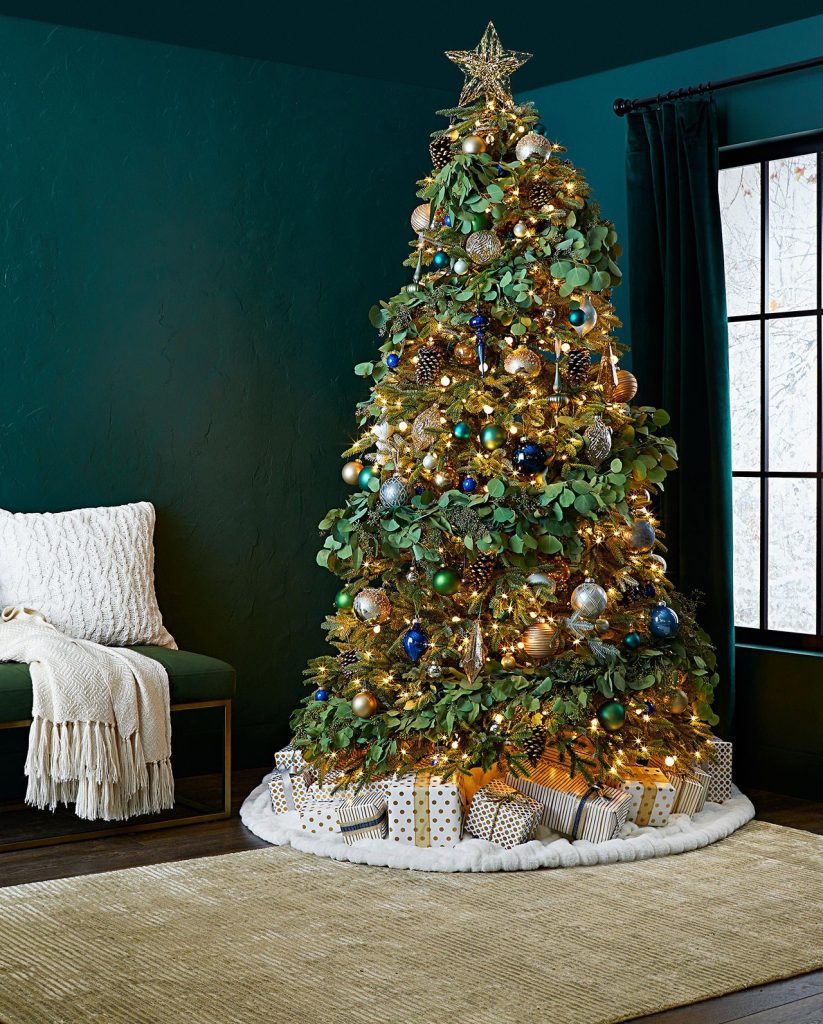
[644,584,657,598]
[461,476,478,493]
[415,485,424,495]
[569,309,586,328]
[649,601,679,638]
[644,701,655,715]
[443,214,452,227]
[496,164,505,176]
[513,441,548,474]
[402,620,430,662]
[432,250,449,269]
[386,353,400,369]
[469,313,488,329]
[314,688,329,702]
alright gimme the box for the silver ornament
[572,295,598,337]
[353,588,392,624]
[584,416,612,466]
[649,553,667,571]
[629,520,656,552]
[466,230,502,266]
[453,258,469,275]
[461,621,487,684]
[422,453,438,471]
[410,203,431,233]
[461,134,487,155]
[404,282,420,294]
[427,663,442,679]
[570,578,608,618]
[504,346,541,378]
[527,571,553,586]
[379,474,409,508]
[515,131,552,162]
[406,565,420,583]
[512,221,529,239]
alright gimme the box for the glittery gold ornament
[453,342,477,365]
[669,689,690,714]
[410,203,431,233]
[433,469,457,490]
[515,131,552,162]
[341,460,363,485]
[503,346,541,377]
[500,652,517,669]
[353,588,391,624]
[466,230,502,266]
[411,406,441,450]
[351,691,379,719]
[461,134,487,155]
[445,22,532,107]
[610,369,638,403]
[522,622,560,660]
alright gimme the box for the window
[720,134,823,650]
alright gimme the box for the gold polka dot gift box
[308,768,389,802]
[465,780,542,849]
[299,798,341,835]
[388,771,467,847]
[669,767,711,817]
[274,743,310,773]
[618,765,676,827]
[268,767,316,814]
[505,760,632,844]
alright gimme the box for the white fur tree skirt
[240,773,756,873]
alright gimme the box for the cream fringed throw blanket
[0,607,174,821]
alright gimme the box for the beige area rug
[0,821,821,1024]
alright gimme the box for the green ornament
[623,630,642,650]
[334,590,353,611]
[357,465,376,489]
[471,212,492,231]
[480,424,507,451]
[432,568,460,595]
[597,699,626,733]
[453,422,472,440]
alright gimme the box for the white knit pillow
[0,501,175,648]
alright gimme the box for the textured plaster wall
[0,16,450,767]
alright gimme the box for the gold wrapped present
[387,772,467,847]
[671,768,711,817]
[506,761,632,844]
[336,793,388,845]
[619,765,676,827]
[465,780,541,849]
[704,736,733,803]
[268,766,315,814]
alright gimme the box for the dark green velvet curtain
[626,99,735,733]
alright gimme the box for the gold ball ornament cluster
[351,691,379,719]
[504,346,541,378]
[466,230,502,266]
[522,622,561,660]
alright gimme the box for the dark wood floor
[1,770,821,1024]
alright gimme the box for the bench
[0,647,234,852]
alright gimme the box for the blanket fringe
[25,718,175,821]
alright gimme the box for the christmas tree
[291,24,720,790]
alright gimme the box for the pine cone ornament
[523,726,547,765]
[529,180,552,209]
[463,553,497,592]
[338,649,360,675]
[429,135,453,170]
[565,347,591,388]
[416,345,444,387]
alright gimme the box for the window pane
[728,321,761,471]
[720,163,761,317]
[767,477,817,633]
[768,154,818,314]
[732,477,761,628]
[767,316,817,472]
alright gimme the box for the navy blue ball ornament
[513,441,548,474]
[461,476,478,493]
[443,214,452,227]
[649,601,679,638]
[314,688,330,702]
[386,353,400,369]
[432,250,450,269]
[629,520,656,552]
[569,309,586,328]
[469,313,488,329]
[402,620,430,662]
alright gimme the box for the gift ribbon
[571,786,602,841]
[485,789,534,842]
[273,767,297,810]
[413,771,431,847]
[339,810,388,834]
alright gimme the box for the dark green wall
[0,16,449,768]
[525,15,823,796]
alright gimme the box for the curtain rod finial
[613,98,630,117]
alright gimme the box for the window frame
[721,131,823,652]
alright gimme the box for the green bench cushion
[0,647,235,723]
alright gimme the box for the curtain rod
[613,53,823,117]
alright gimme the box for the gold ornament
[461,134,487,155]
[500,652,517,670]
[461,621,487,683]
[594,618,610,634]
[341,460,363,485]
[522,622,560,660]
[504,346,541,378]
[669,689,690,714]
[512,221,529,239]
[410,203,431,233]
[610,369,638,403]
[351,691,379,719]
[466,230,502,266]
[411,405,441,450]
[453,341,477,365]
[445,22,532,107]
[515,131,552,162]
[353,588,391,624]
[433,469,457,490]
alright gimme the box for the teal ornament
[402,620,430,662]
[623,630,642,650]
[569,309,585,328]
[453,421,472,440]
[432,250,449,269]
[357,465,376,489]
[649,601,679,638]
[314,688,329,702]
[480,424,507,451]
[597,699,625,732]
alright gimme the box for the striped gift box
[336,793,388,845]
[671,768,711,817]
[506,762,631,844]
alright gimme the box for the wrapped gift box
[506,761,632,844]
[671,768,711,817]
[620,765,677,827]
[465,780,541,849]
[388,772,467,847]
[268,767,315,814]
[336,793,388,845]
[274,743,310,773]
[299,798,341,835]
[309,769,389,802]
[705,736,733,803]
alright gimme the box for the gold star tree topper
[446,22,532,107]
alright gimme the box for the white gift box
[268,767,315,814]
[299,798,341,835]
[274,743,309,773]
[620,765,677,827]
[387,772,466,847]
[705,736,733,803]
